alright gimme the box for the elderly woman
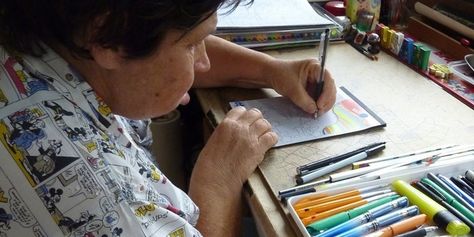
[0,0,336,236]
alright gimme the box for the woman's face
[106,13,217,119]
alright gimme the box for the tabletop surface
[195,43,474,237]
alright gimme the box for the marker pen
[420,178,474,221]
[293,184,386,210]
[365,214,427,237]
[337,206,419,237]
[427,173,474,213]
[414,181,474,230]
[437,174,474,207]
[301,192,396,226]
[392,180,470,236]
[312,196,407,237]
[296,144,385,184]
[462,176,474,190]
[297,189,392,218]
[451,176,474,197]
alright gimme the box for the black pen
[461,176,474,190]
[296,144,386,185]
[451,176,474,196]
[413,181,474,230]
[278,178,330,203]
[310,28,329,117]
[279,187,316,204]
[296,141,386,175]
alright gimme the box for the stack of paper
[216,0,342,49]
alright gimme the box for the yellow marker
[392,180,470,236]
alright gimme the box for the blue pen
[437,174,474,207]
[315,197,409,237]
[337,206,419,237]
[427,173,474,213]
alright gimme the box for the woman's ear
[89,44,123,70]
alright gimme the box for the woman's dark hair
[0,0,246,59]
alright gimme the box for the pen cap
[435,211,471,235]
[465,170,474,185]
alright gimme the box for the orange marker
[294,184,387,210]
[293,193,328,207]
[297,190,392,218]
[366,214,427,237]
[301,193,395,226]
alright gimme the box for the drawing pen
[395,226,438,237]
[301,192,396,226]
[365,214,427,237]
[392,180,470,236]
[296,189,392,218]
[331,161,428,183]
[352,144,458,169]
[296,144,385,184]
[296,142,385,175]
[312,28,329,105]
[279,179,329,202]
[466,170,474,184]
[311,196,407,237]
[451,176,474,196]
[414,180,474,230]
[437,174,474,207]
[337,206,420,237]
[461,176,474,190]
[352,145,473,173]
[323,148,473,190]
[420,178,474,222]
[427,173,474,213]
[293,184,388,210]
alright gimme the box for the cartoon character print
[43,101,90,143]
[100,227,123,237]
[7,109,46,150]
[0,167,50,236]
[34,161,129,236]
[82,89,112,129]
[0,105,83,185]
[23,139,78,183]
[43,187,64,214]
[58,210,97,233]
[0,208,12,232]
[3,56,50,98]
[0,89,8,107]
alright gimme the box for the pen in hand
[313,28,329,117]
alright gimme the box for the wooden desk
[195,43,474,237]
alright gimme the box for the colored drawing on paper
[230,87,384,147]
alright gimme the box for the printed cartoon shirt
[0,47,201,237]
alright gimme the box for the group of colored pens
[291,170,474,237]
[279,144,474,201]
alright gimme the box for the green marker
[419,46,431,71]
[306,195,400,235]
[421,178,474,223]
[393,180,470,236]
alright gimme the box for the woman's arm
[194,35,337,115]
